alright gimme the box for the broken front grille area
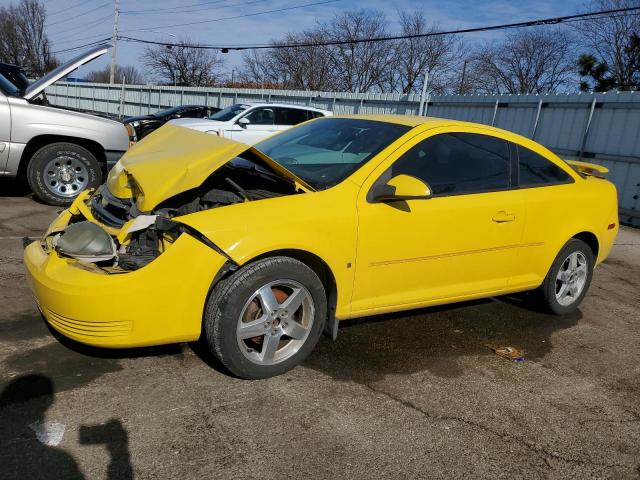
[90,185,133,228]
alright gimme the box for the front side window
[244,107,275,125]
[0,72,21,97]
[256,118,410,190]
[388,133,510,196]
[517,145,572,186]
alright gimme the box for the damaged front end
[39,125,310,274]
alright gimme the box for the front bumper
[24,214,228,348]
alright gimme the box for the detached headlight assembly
[54,222,117,263]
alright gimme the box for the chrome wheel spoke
[257,286,279,315]
[282,320,307,340]
[568,253,578,270]
[279,287,305,315]
[261,334,280,362]
[238,316,268,340]
[557,281,569,300]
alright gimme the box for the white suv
[168,102,332,145]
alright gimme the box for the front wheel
[539,239,595,315]
[204,257,327,379]
[27,142,102,206]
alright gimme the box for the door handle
[492,211,516,223]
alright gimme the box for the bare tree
[383,10,462,94]
[0,0,57,74]
[468,29,575,94]
[240,31,335,90]
[0,6,23,66]
[319,10,395,93]
[86,64,144,84]
[272,31,336,90]
[576,0,640,90]
[141,40,224,87]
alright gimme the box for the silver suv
[0,45,129,205]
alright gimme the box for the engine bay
[52,152,301,272]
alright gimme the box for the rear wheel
[204,257,326,379]
[539,239,594,315]
[27,142,102,206]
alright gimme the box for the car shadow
[303,295,582,383]
[0,177,31,198]
[3,314,184,394]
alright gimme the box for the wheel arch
[571,230,600,260]
[212,248,340,340]
[17,134,107,177]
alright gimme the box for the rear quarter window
[517,145,572,187]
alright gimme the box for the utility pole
[418,70,429,116]
[109,0,120,84]
[458,59,468,94]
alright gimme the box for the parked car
[123,105,221,141]
[0,63,30,91]
[169,102,332,144]
[0,44,129,206]
[24,115,618,379]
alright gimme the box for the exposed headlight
[125,123,137,142]
[54,221,117,262]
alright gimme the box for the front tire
[539,239,594,315]
[204,257,327,379]
[27,142,102,206]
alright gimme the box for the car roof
[336,114,472,128]
[338,114,524,135]
[241,102,331,113]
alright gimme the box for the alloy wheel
[236,279,315,366]
[555,251,588,306]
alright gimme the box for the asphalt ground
[1,182,639,479]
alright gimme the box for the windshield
[256,118,411,190]
[0,72,20,97]
[209,103,250,121]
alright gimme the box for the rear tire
[539,238,594,315]
[204,257,326,379]
[27,142,102,206]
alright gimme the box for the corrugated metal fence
[46,82,640,226]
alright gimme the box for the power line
[51,31,114,47]
[46,1,112,27]
[46,0,92,18]
[48,14,114,40]
[117,0,339,33]
[116,6,640,51]
[121,0,268,16]
[48,39,112,55]
[120,0,250,14]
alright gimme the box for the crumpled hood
[107,124,312,212]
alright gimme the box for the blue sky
[2,0,587,79]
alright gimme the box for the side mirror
[237,117,250,128]
[371,174,432,203]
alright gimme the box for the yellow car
[24,116,618,379]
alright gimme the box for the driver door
[350,128,525,315]
[230,107,277,145]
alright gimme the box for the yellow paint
[565,159,609,175]
[24,115,619,349]
[107,124,312,212]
